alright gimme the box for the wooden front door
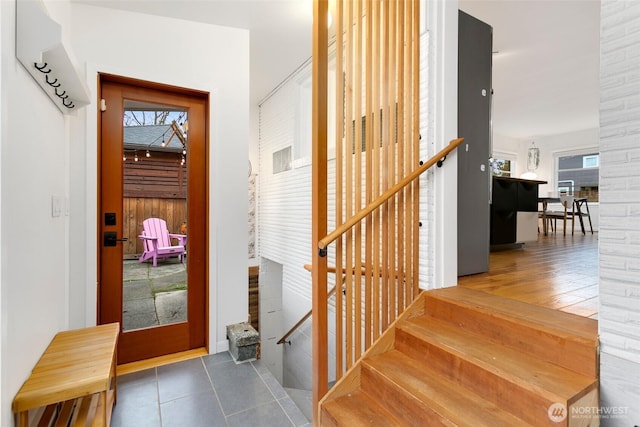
[98,74,208,363]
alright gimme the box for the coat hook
[45,74,60,87]
[55,87,67,98]
[62,98,75,108]
[34,62,51,73]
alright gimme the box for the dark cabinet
[490,177,546,246]
[517,181,539,212]
[491,179,517,245]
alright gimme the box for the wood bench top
[12,323,119,413]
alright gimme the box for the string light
[123,114,190,163]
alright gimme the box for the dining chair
[545,195,575,236]
[573,198,594,235]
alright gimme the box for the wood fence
[122,197,187,258]
[122,150,187,258]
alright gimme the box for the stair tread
[364,350,533,427]
[428,287,597,341]
[424,287,598,379]
[321,389,403,427]
[400,315,596,400]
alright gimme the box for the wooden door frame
[97,73,209,363]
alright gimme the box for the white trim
[84,63,99,327]
[492,149,517,162]
[428,0,458,289]
[551,145,599,157]
[216,339,229,354]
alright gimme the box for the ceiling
[458,0,601,140]
[73,0,600,140]
[73,0,314,107]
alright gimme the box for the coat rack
[16,0,90,114]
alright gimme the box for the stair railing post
[311,0,329,424]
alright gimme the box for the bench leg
[17,411,28,427]
[102,390,108,425]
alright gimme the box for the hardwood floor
[458,232,598,319]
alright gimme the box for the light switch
[480,164,486,172]
[51,195,62,218]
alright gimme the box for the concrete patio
[123,257,187,330]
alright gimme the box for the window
[272,146,291,174]
[556,151,599,202]
[490,152,516,177]
[583,155,599,168]
[491,159,513,177]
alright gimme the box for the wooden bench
[12,323,119,427]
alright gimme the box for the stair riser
[320,408,341,427]
[424,295,597,377]
[319,290,599,427]
[396,327,577,427]
[360,364,455,427]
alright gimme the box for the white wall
[1,1,72,424]
[1,2,250,423]
[492,133,520,164]
[258,62,316,389]
[426,0,459,289]
[599,1,640,424]
[0,1,4,422]
[259,258,284,383]
[69,3,250,353]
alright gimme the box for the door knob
[104,232,128,247]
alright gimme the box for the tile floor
[112,353,311,427]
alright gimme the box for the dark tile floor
[112,353,311,427]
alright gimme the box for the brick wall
[599,1,640,423]
[419,30,436,288]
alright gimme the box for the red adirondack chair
[138,218,187,267]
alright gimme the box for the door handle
[104,232,128,247]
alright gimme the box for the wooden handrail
[318,137,464,250]
[277,283,340,345]
[277,263,405,345]
[277,265,347,345]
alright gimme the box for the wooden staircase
[319,286,599,426]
